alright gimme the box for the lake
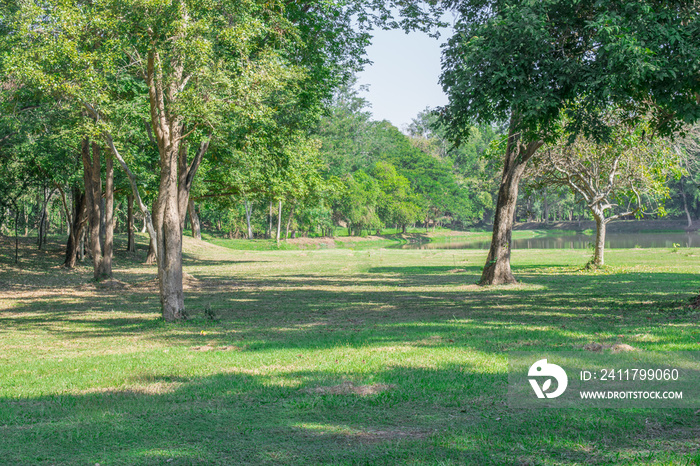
[401,232,700,250]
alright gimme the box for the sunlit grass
[0,233,698,464]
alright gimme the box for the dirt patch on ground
[306,381,395,396]
[190,344,240,352]
[583,342,638,352]
[77,381,183,396]
[351,429,431,443]
[285,237,338,248]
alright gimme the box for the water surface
[401,232,700,250]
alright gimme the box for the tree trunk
[268,201,273,239]
[99,196,106,251]
[56,184,71,237]
[153,144,184,321]
[78,229,85,262]
[285,201,296,240]
[276,200,282,244]
[83,141,108,280]
[146,236,157,264]
[102,152,114,278]
[64,186,87,268]
[592,210,606,267]
[127,194,136,252]
[14,209,19,264]
[681,186,693,228]
[188,199,201,240]
[480,121,542,285]
[137,47,209,321]
[543,187,549,224]
[37,187,52,250]
[244,198,253,239]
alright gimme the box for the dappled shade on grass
[0,234,699,464]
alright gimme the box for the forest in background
[3,78,700,251]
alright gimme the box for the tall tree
[440,0,700,285]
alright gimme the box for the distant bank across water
[513,219,696,233]
[401,231,700,250]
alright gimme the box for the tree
[531,114,680,266]
[6,0,320,319]
[440,0,700,285]
[4,0,444,320]
[370,161,421,233]
[339,170,382,235]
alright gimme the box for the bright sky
[356,28,450,131]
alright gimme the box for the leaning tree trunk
[480,121,542,285]
[146,236,157,264]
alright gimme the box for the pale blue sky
[356,28,449,131]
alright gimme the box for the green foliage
[338,169,382,235]
[440,0,700,145]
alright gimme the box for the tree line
[1,0,699,318]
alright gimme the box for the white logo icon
[528,359,568,399]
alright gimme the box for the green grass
[0,233,699,465]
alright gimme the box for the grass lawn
[0,233,699,465]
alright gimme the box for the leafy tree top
[439,0,700,146]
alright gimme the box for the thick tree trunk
[127,194,136,252]
[153,141,185,321]
[102,153,114,277]
[83,141,108,280]
[480,121,542,285]
[480,167,524,285]
[64,186,87,268]
[141,46,209,321]
[276,200,282,244]
[592,211,606,267]
[188,199,201,240]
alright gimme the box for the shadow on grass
[2,242,700,463]
[1,265,697,353]
[0,363,697,465]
